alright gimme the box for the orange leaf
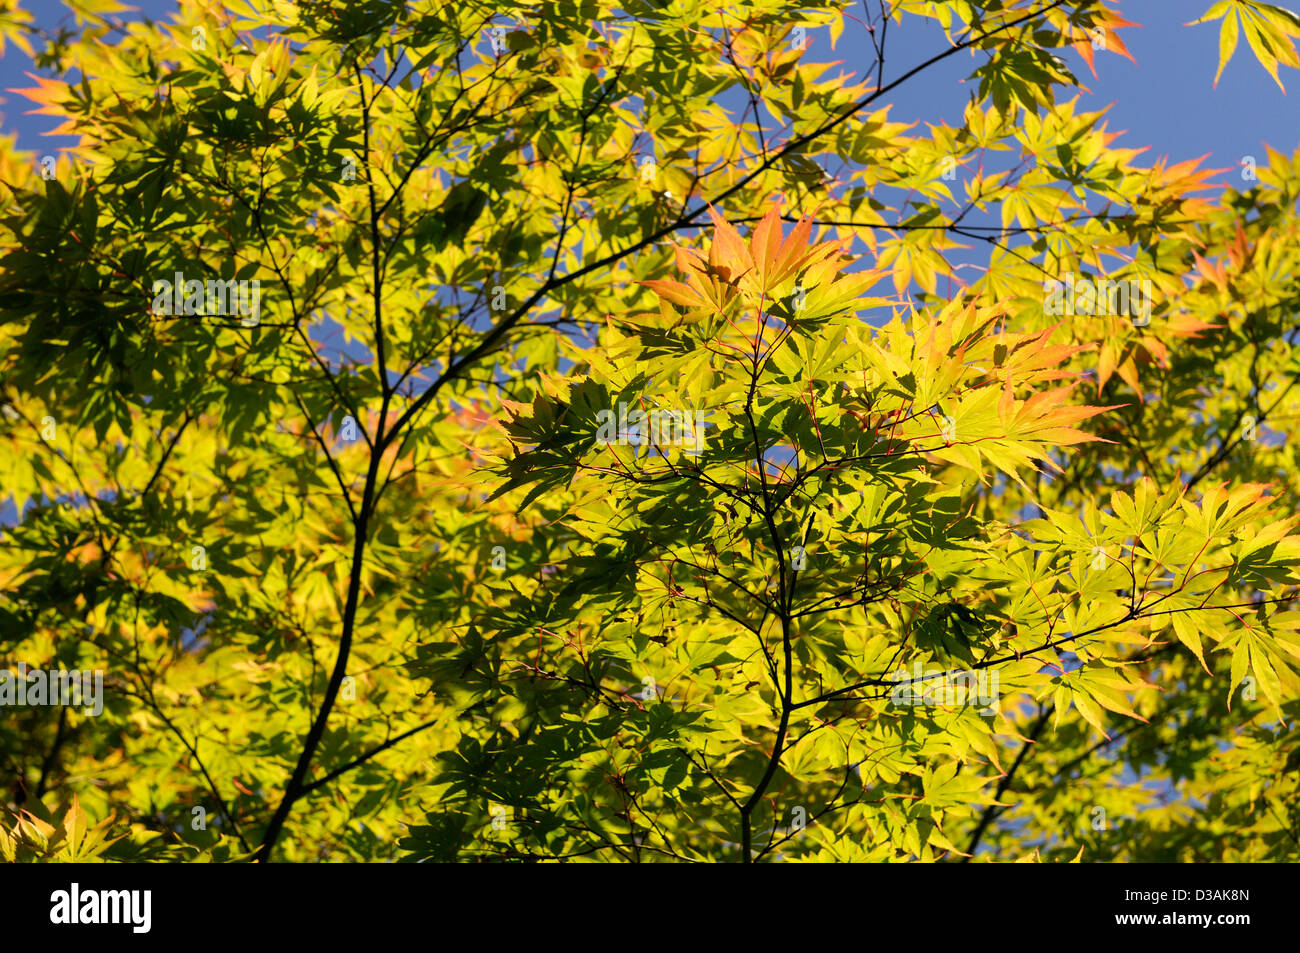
[751,205,784,287]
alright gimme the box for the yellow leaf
[1215,11,1240,86]
[63,795,88,859]
[1172,612,1212,674]
[1242,16,1286,90]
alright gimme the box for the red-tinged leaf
[1192,251,1228,291]
[9,73,70,117]
[1040,426,1110,446]
[705,206,754,282]
[1073,37,1098,79]
[640,278,704,309]
[1151,154,1232,193]
[1228,220,1252,268]
[499,398,532,419]
[751,205,784,286]
[998,380,1015,420]
[674,244,706,278]
[1101,25,1138,66]
[1166,311,1221,336]
[1139,337,1170,368]
[773,214,815,283]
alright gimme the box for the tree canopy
[3,0,1300,863]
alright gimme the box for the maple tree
[2,0,1300,863]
